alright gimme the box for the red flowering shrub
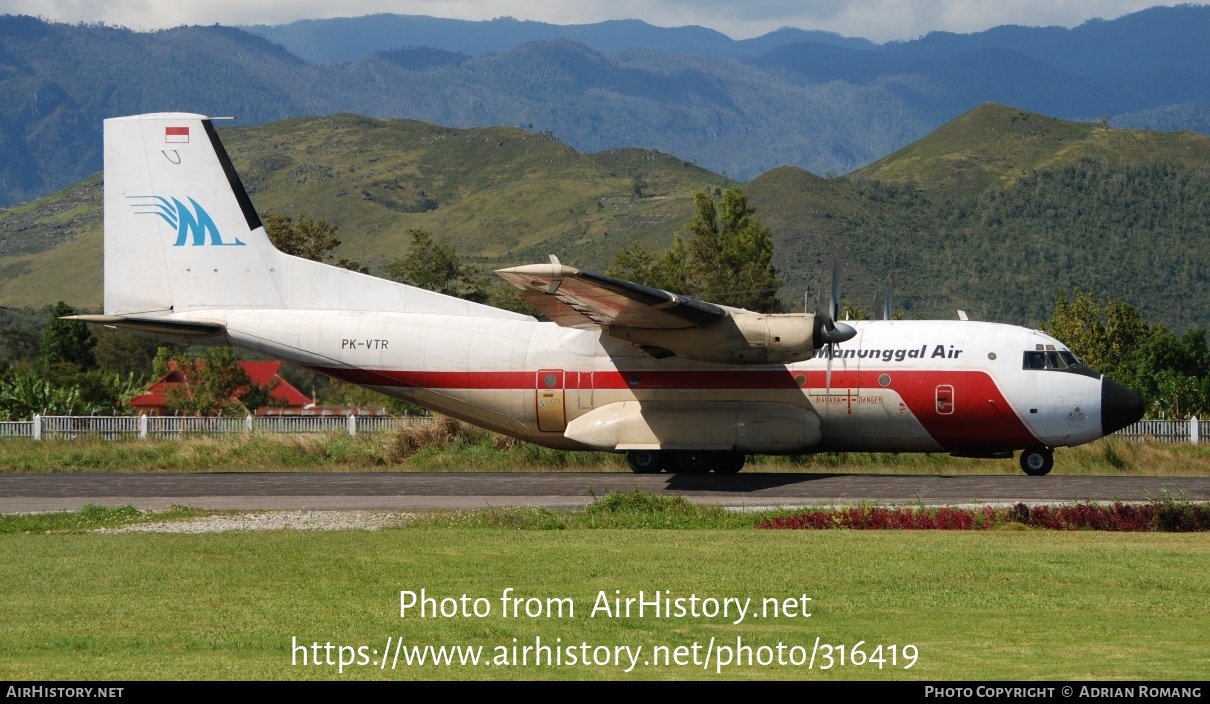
[758,502,1210,531]
[1154,503,1210,532]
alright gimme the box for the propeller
[814,253,857,393]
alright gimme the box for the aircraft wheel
[626,450,666,474]
[1019,447,1054,476]
[715,452,746,474]
[672,451,715,474]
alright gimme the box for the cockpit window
[1023,350,1081,371]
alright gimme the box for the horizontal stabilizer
[65,315,226,338]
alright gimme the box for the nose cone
[1101,377,1145,436]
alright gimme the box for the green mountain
[749,104,1210,329]
[2,104,1208,332]
[856,105,1210,196]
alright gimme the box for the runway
[1,472,1208,512]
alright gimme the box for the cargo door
[536,369,566,432]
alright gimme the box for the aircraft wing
[497,259,818,365]
[495,261,728,330]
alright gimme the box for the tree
[1043,290,1209,419]
[0,327,40,370]
[607,241,687,293]
[607,188,783,312]
[608,242,659,287]
[93,327,162,381]
[40,301,96,371]
[0,373,84,420]
[162,347,280,416]
[1042,291,1110,369]
[264,213,367,273]
[1127,330,1210,419]
[384,229,486,302]
[0,368,140,420]
[841,304,872,321]
[631,174,648,198]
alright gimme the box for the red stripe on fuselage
[876,369,1039,451]
[310,366,1039,451]
[314,368,807,390]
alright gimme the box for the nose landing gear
[1019,446,1054,476]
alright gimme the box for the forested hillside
[750,105,1210,330]
[1,104,1206,333]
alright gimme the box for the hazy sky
[0,1,1193,42]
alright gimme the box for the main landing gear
[1019,446,1054,476]
[626,450,745,474]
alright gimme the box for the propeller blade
[883,272,894,320]
[830,253,841,323]
[815,284,829,327]
[825,344,832,395]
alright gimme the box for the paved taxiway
[1,472,1208,512]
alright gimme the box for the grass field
[3,424,1206,680]
[1,512,1206,680]
[1,428,1207,476]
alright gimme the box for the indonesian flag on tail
[164,126,190,143]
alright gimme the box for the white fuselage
[179,309,1105,454]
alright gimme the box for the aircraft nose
[1101,377,1145,436]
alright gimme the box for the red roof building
[130,360,312,415]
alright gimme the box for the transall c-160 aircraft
[74,113,1146,475]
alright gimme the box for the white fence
[0,421,34,439]
[1114,418,1206,444]
[0,415,1203,443]
[5,414,435,440]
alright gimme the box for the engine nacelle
[608,313,817,364]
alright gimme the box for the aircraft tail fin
[103,113,524,320]
[104,113,287,315]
